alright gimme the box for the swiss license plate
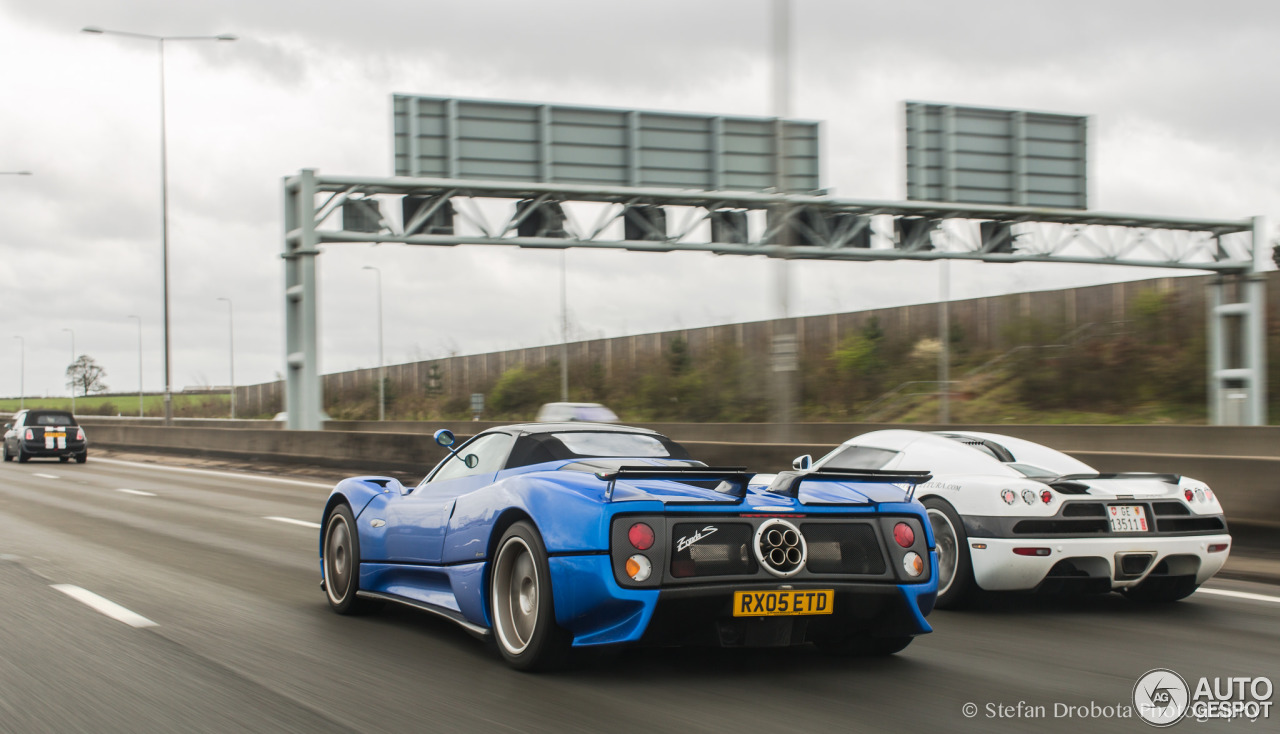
[1108,505,1149,533]
[732,589,834,617]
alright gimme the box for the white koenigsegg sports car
[792,430,1231,608]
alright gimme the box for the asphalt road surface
[0,455,1276,733]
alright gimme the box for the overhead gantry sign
[282,168,1265,430]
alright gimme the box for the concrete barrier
[87,424,1280,531]
[77,417,1280,459]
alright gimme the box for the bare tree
[66,355,109,396]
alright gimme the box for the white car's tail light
[1001,489,1017,505]
[1040,490,1053,504]
[1184,489,1194,502]
[1208,543,1229,553]
[1013,547,1051,557]
[1021,489,1036,505]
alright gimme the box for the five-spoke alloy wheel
[490,521,569,671]
[322,504,376,615]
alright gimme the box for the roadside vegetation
[15,290,1270,425]
[321,288,1279,425]
[0,393,230,418]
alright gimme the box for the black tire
[815,634,913,657]
[75,452,87,464]
[59,456,70,463]
[923,498,976,609]
[322,504,378,615]
[1121,577,1199,604]
[489,521,570,671]
[17,446,29,463]
[2,444,11,462]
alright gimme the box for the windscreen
[504,430,693,469]
[821,445,898,470]
[574,406,619,422]
[555,432,669,457]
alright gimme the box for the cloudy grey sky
[1,0,1276,398]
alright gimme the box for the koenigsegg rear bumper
[968,534,1231,592]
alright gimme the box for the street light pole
[216,298,235,418]
[82,26,237,425]
[128,315,143,416]
[6,175,31,411]
[12,336,23,410]
[362,266,385,421]
[62,327,75,414]
[560,250,569,402]
[769,0,798,442]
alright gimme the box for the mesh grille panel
[801,524,885,575]
[670,523,755,578]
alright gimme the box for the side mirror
[3,423,10,430]
[792,454,812,471]
[434,428,478,469]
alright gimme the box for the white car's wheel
[924,498,976,609]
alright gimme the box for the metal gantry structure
[283,169,1266,430]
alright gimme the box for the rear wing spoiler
[595,466,753,502]
[1058,472,1181,483]
[767,467,934,503]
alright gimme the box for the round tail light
[625,554,652,582]
[1184,489,1194,502]
[892,522,915,548]
[902,551,924,577]
[1040,490,1053,504]
[628,522,654,551]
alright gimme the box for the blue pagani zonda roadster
[319,423,937,670]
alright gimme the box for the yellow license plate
[47,432,66,439]
[733,589,834,617]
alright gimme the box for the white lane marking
[116,488,157,497]
[264,516,322,529]
[51,584,158,628]
[33,473,60,480]
[89,457,333,489]
[1197,587,1280,605]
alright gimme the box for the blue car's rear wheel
[490,521,569,671]
[323,505,377,615]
